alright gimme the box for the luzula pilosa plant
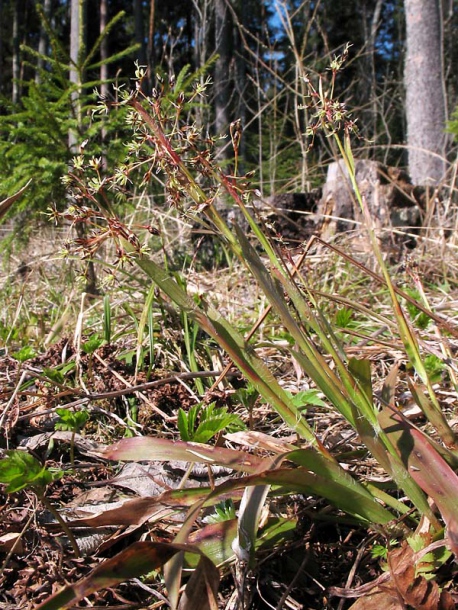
[47,54,458,607]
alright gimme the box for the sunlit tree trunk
[99,0,108,169]
[404,0,447,185]
[133,0,146,69]
[368,0,383,144]
[234,0,247,170]
[70,0,97,294]
[192,0,211,131]
[12,0,21,103]
[35,0,52,84]
[146,0,155,90]
[214,0,231,159]
[69,0,85,152]
[100,0,108,98]
[0,0,3,95]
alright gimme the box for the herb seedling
[177,401,245,445]
[0,450,80,557]
[55,408,89,469]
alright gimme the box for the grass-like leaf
[34,541,219,610]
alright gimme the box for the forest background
[1,0,458,231]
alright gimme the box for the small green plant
[55,408,89,469]
[11,345,36,362]
[404,288,431,330]
[287,389,328,411]
[233,382,259,428]
[81,333,103,383]
[407,533,453,579]
[177,402,245,444]
[203,499,236,524]
[42,361,75,385]
[423,354,446,384]
[0,450,60,493]
[81,334,103,355]
[0,450,80,557]
[55,407,89,432]
[335,306,354,328]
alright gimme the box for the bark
[100,0,108,99]
[35,0,52,84]
[69,0,85,152]
[0,0,3,94]
[192,0,211,130]
[404,0,447,185]
[134,0,147,68]
[234,0,247,169]
[99,0,108,167]
[214,0,231,158]
[12,0,20,103]
[70,0,97,294]
[369,0,384,143]
[146,0,155,89]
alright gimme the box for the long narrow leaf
[35,541,219,610]
[122,240,322,444]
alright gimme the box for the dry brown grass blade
[313,236,458,338]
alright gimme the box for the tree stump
[317,159,423,248]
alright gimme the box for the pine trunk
[12,0,20,103]
[404,0,446,185]
[36,0,52,84]
[214,0,231,159]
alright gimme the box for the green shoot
[55,408,89,469]
[177,402,245,444]
[203,500,237,524]
[103,294,112,344]
[11,345,36,362]
[287,389,328,411]
[81,334,103,354]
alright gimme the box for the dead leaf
[347,586,402,610]
[387,542,448,610]
[178,554,219,610]
[0,532,24,554]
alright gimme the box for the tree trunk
[234,0,247,170]
[134,0,146,68]
[100,0,108,98]
[70,0,97,295]
[146,0,155,90]
[192,0,211,131]
[99,0,108,169]
[404,0,447,185]
[69,0,85,152]
[0,0,3,95]
[369,0,383,144]
[36,0,52,84]
[12,0,21,103]
[214,0,231,159]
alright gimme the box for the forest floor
[1,224,458,610]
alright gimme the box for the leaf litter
[1,244,458,609]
